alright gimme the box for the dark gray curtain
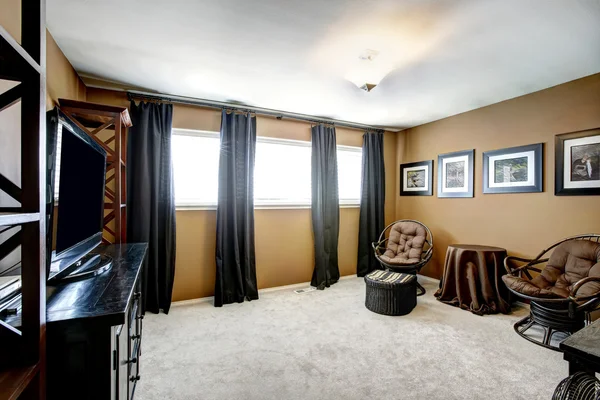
[311,125,340,289]
[215,110,258,307]
[127,101,176,314]
[357,132,385,277]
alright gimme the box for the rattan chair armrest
[371,242,380,256]
[504,256,533,275]
[372,239,388,257]
[423,246,433,260]
[570,277,600,301]
[504,256,547,276]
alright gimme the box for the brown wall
[396,73,600,279]
[46,33,86,108]
[87,88,397,301]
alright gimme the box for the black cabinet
[46,243,147,400]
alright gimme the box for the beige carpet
[136,277,568,400]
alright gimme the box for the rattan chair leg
[417,282,426,296]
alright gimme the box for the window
[172,129,363,208]
[337,145,363,205]
[254,138,362,207]
[254,138,312,206]
[172,129,220,206]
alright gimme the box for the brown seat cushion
[380,221,426,266]
[502,239,600,299]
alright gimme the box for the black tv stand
[48,253,113,284]
[46,243,147,400]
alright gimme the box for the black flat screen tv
[46,108,107,282]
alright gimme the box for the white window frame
[254,136,312,208]
[172,128,221,210]
[172,129,362,210]
[336,144,362,207]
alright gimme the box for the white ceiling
[47,0,600,130]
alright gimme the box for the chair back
[384,221,427,260]
[377,220,433,262]
[542,239,600,297]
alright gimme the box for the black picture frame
[482,143,543,194]
[437,149,474,198]
[555,128,600,196]
[400,160,433,196]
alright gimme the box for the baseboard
[171,296,214,307]
[171,274,359,307]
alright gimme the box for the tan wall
[396,73,600,279]
[46,33,86,108]
[87,88,397,301]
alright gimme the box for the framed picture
[437,149,474,198]
[555,128,600,196]
[400,160,433,196]
[482,143,543,194]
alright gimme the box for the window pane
[254,140,311,205]
[171,131,362,207]
[172,133,220,205]
[337,147,362,203]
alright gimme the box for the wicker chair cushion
[502,240,600,299]
[380,221,426,266]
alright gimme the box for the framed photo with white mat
[437,149,474,198]
[555,128,600,196]
[482,143,543,194]
[400,160,433,196]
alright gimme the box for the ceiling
[47,0,600,130]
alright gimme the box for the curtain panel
[215,110,259,307]
[127,100,177,314]
[311,124,340,289]
[356,132,386,277]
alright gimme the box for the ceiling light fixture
[353,49,381,92]
[359,83,377,92]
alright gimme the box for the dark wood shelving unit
[0,213,40,226]
[0,1,47,399]
[58,99,131,244]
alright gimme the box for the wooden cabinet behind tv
[46,243,147,400]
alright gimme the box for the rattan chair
[502,234,600,351]
[372,219,433,296]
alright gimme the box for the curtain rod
[126,90,385,133]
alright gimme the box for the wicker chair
[372,220,433,296]
[502,234,600,351]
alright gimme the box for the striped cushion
[365,270,415,285]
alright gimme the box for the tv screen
[46,108,107,281]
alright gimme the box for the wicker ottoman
[364,270,417,316]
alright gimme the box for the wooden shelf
[0,363,40,400]
[0,84,22,114]
[58,99,132,127]
[106,156,126,167]
[0,26,42,76]
[104,203,126,209]
[60,99,130,245]
[0,212,40,226]
[0,1,46,398]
